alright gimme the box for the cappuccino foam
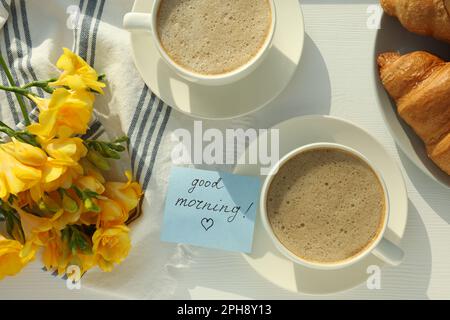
[157,0,272,75]
[267,149,386,264]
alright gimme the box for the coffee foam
[267,149,385,264]
[157,0,272,75]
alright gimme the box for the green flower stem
[0,84,32,97]
[0,120,39,146]
[0,54,31,126]
[22,78,57,94]
[22,78,57,88]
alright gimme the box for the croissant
[428,133,450,174]
[380,0,450,43]
[377,51,450,175]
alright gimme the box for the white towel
[0,0,198,299]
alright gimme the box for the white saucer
[128,0,304,119]
[233,115,408,295]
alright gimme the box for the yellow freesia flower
[76,175,105,194]
[15,191,35,209]
[79,211,99,226]
[97,198,128,228]
[50,48,106,94]
[27,88,95,139]
[80,158,105,184]
[74,175,105,225]
[43,137,87,166]
[35,162,82,195]
[93,225,131,272]
[52,211,82,232]
[27,137,88,197]
[41,229,70,275]
[67,253,96,275]
[0,236,36,280]
[1,138,47,167]
[0,46,140,280]
[14,208,90,275]
[41,228,96,276]
[44,191,82,231]
[14,206,54,240]
[103,171,142,214]
[0,140,45,200]
[14,192,81,236]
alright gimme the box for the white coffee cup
[123,0,276,86]
[260,142,404,270]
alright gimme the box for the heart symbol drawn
[201,218,214,231]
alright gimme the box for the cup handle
[371,237,404,266]
[123,12,152,31]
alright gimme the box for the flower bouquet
[0,48,142,280]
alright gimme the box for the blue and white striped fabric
[0,0,192,299]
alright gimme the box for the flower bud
[62,193,78,213]
[84,197,100,213]
[38,195,60,214]
[87,150,110,171]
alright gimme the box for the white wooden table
[1,0,449,300]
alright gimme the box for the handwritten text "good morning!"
[174,177,254,223]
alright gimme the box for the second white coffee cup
[260,142,404,270]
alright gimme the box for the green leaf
[66,225,93,255]
[61,227,71,243]
[71,185,83,199]
[83,190,99,198]
[2,209,25,244]
[8,194,17,204]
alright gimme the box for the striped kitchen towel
[0,0,196,299]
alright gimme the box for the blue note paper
[161,167,261,253]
